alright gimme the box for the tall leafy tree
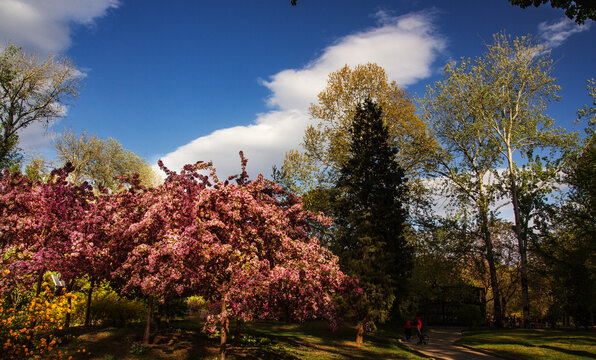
[538,82,595,326]
[0,45,80,166]
[474,33,578,327]
[281,63,433,199]
[424,33,582,327]
[539,137,595,326]
[421,57,505,326]
[54,129,160,189]
[332,99,410,344]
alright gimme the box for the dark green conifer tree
[333,99,411,343]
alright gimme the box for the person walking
[404,319,412,341]
[416,315,424,344]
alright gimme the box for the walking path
[400,327,506,360]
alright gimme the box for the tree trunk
[84,277,95,327]
[155,301,162,331]
[507,157,530,328]
[144,296,154,344]
[501,297,507,323]
[35,268,46,296]
[356,320,365,345]
[30,268,47,328]
[64,279,75,329]
[479,201,503,328]
[164,301,170,328]
[234,318,243,341]
[219,301,229,360]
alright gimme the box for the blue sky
[1,0,594,178]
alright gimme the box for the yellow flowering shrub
[0,271,77,360]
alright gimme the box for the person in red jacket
[404,320,412,340]
[416,315,424,344]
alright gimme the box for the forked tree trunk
[356,320,365,345]
[84,277,95,327]
[144,296,154,344]
[219,301,230,360]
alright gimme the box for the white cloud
[156,110,309,179]
[538,16,591,48]
[263,11,445,111]
[0,0,119,54]
[17,120,60,154]
[425,169,514,222]
[0,0,118,156]
[158,12,446,179]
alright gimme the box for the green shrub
[185,295,206,313]
[456,304,484,327]
[73,285,146,326]
[130,342,148,355]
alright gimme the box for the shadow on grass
[539,345,596,358]
[61,319,422,360]
[64,326,136,359]
[64,322,220,359]
[457,338,532,347]
[243,321,410,360]
[547,336,596,345]
[458,328,596,360]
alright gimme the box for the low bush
[185,295,206,314]
[72,286,146,326]
[0,270,76,359]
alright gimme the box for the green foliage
[539,139,596,327]
[407,215,475,310]
[421,37,506,324]
[54,129,160,189]
[508,0,596,24]
[422,32,583,326]
[281,63,432,196]
[185,295,206,313]
[455,304,485,327]
[332,99,411,329]
[577,78,596,136]
[0,44,79,170]
[23,154,51,182]
[0,133,22,171]
[129,342,148,355]
[73,286,146,326]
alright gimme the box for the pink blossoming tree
[1,154,351,360]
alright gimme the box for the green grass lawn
[62,319,427,360]
[456,328,596,360]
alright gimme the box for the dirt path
[401,328,506,360]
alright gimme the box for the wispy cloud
[157,12,446,178]
[538,16,591,48]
